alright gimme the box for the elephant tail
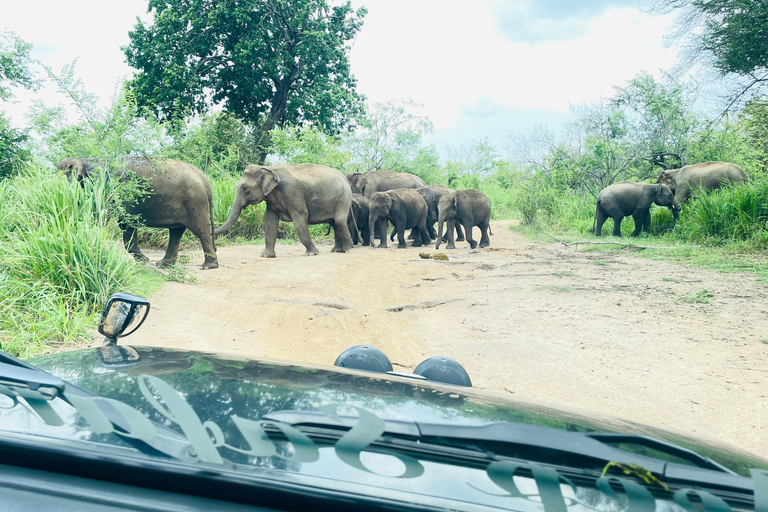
[489,224,493,236]
[208,188,217,252]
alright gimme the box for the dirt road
[109,220,768,457]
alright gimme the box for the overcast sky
[3,0,678,156]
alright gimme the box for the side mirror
[98,293,150,345]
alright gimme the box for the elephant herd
[57,157,492,269]
[593,161,749,237]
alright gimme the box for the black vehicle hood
[26,345,766,476]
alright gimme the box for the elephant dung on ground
[436,189,492,250]
[215,164,354,258]
[593,182,679,237]
[346,170,426,198]
[369,188,431,249]
[57,157,218,269]
[656,161,748,203]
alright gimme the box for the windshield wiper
[0,351,197,463]
[263,410,752,494]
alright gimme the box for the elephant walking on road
[436,189,492,250]
[369,189,431,249]
[216,164,354,257]
[58,157,218,270]
[656,161,748,203]
[593,182,679,237]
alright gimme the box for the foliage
[124,0,367,162]
[0,164,156,357]
[0,31,38,178]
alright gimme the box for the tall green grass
[0,164,154,357]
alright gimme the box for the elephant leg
[120,223,149,262]
[158,227,186,268]
[594,208,608,237]
[262,209,279,258]
[360,224,370,246]
[408,228,417,240]
[390,226,396,242]
[611,215,623,237]
[185,208,219,270]
[294,215,320,256]
[455,222,465,242]
[630,210,646,237]
[446,219,456,250]
[643,210,651,234]
[331,211,354,253]
[479,221,491,248]
[417,218,431,247]
[464,220,478,249]
[377,219,389,248]
[396,224,408,248]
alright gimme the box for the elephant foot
[469,241,478,249]
[397,243,407,249]
[132,253,150,263]
[456,236,465,242]
[331,246,348,253]
[201,261,219,270]
[479,242,489,248]
[261,250,277,258]
[377,243,388,249]
[411,241,423,248]
[304,248,320,256]
[157,259,176,268]
[446,243,456,250]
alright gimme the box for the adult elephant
[215,164,354,257]
[593,182,679,237]
[57,157,218,270]
[369,189,431,249]
[436,189,492,250]
[346,170,425,198]
[656,161,748,203]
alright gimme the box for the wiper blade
[263,411,752,493]
[0,351,196,463]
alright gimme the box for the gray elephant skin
[325,194,364,245]
[593,182,679,237]
[346,170,425,198]
[422,184,465,241]
[57,157,218,270]
[436,189,492,250]
[216,164,354,257]
[656,161,748,203]
[369,188,431,248]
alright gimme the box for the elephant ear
[351,173,367,193]
[385,191,394,208]
[258,168,281,197]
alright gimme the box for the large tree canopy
[123,0,367,162]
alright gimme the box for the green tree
[123,0,367,164]
[612,72,701,171]
[650,0,768,104]
[0,31,38,178]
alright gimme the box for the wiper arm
[263,411,752,493]
[0,351,196,463]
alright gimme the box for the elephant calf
[58,157,218,270]
[435,189,492,250]
[593,182,679,237]
[369,189,431,248]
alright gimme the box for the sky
[2,0,679,158]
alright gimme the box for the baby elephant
[369,189,431,248]
[436,189,492,249]
[593,182,679,237]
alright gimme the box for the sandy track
[98,220,768,457]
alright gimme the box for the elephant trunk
[670,200,680,222]
[215,189,245,235]
[436,214,445,250]
[368,215,377,247]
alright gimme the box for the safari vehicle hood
[0,346,765,512]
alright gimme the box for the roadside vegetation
[2,0,768,356]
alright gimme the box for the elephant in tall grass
[656,162,748,203]
[57,157,218,269]
[593,182,679,237]
[215,164,354,257]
